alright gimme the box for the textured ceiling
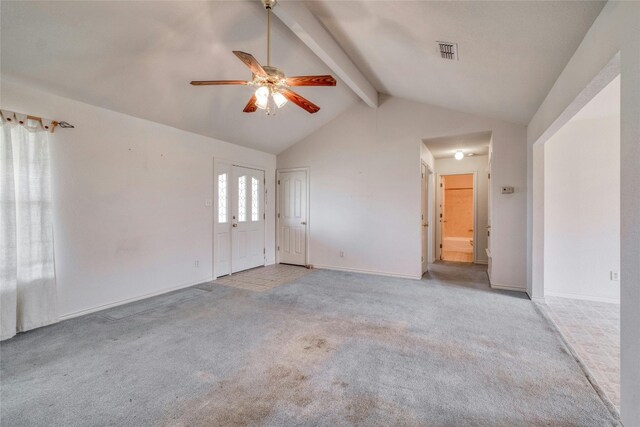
[305,0,605,125]
[0,1,358,154]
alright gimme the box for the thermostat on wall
[501,186,514,194]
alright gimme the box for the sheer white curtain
[1,111,57,341]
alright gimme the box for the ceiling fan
[190,0,336,115]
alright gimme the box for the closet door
[278,170,307,266]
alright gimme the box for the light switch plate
[501,186,514,194]
[205,199,212,207]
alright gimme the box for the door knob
[232,224,238,228]
[301,221,307,225]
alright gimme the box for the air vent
[437,41,458,60]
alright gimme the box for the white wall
[1,79,276,319]
[526,1,640,422]
[278,95,526,285]
[544,117,620,302]
[434,155,489,264]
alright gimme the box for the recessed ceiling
[305,0,605,125]
[423,131,491,159]
[0,1,359,154]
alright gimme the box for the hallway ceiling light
[454,150,464,160]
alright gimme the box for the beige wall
[443,175,474,238]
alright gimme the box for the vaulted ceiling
[1,1,605,153]
[306,0,605,125]
[0,1,359,154]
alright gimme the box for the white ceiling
[1,1,605,153]
[423,131,491,159]
[572,75,620,121]
[305,0,605,125]
[0,1,359,154]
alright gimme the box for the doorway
[277,168,309,266]
[214,163,266,277]
[439,174,474,262]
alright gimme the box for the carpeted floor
[0,263,619,426]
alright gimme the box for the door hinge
[277,213,280,219]
[488,173,491,179]
[277,246,280,251]
[440,183,443,187]
[421,256,424,262]
[439,213,443,218]
[263,248,266,254]
[263,213,266,220]
[278,179,280,185]
[421,214,424,220]
[439,244,443,249]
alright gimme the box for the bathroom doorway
[439,174,474,262]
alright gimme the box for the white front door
[278,170,307,266]
[231,166,265,273]
[214,163,265,277]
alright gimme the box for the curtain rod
[1,109,74,133]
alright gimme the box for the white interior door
[278,170,307,266]
[230,166,265,273]
[421,163,429,274]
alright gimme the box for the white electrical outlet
[610,271,619,281]
[194,260,200,268]
[339,251,345,258]
[204,199,212,207]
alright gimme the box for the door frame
[213,157,267,279]
[435,171,478,263]
[276,167,310,267]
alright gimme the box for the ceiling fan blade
[190,80,249,86]
[281,88,320,114]
[243,95,258,113]
[286,75,336,87]
[232,51,267,77]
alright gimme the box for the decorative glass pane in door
[217,173,227,223]
[238,176,247,222]
[251,177,260,221]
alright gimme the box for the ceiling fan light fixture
[273,91,287,108]
[454,150,464,160]
[189,0,334,115]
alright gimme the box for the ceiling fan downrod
[262,0,277,67]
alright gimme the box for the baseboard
[528,293,546,304]
[313,264,421,280]
[474,260,488,265]
[59,276,214,321]
[544,291,620,304]
[490,283,527,293]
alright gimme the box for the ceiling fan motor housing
[262,0,277,10]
